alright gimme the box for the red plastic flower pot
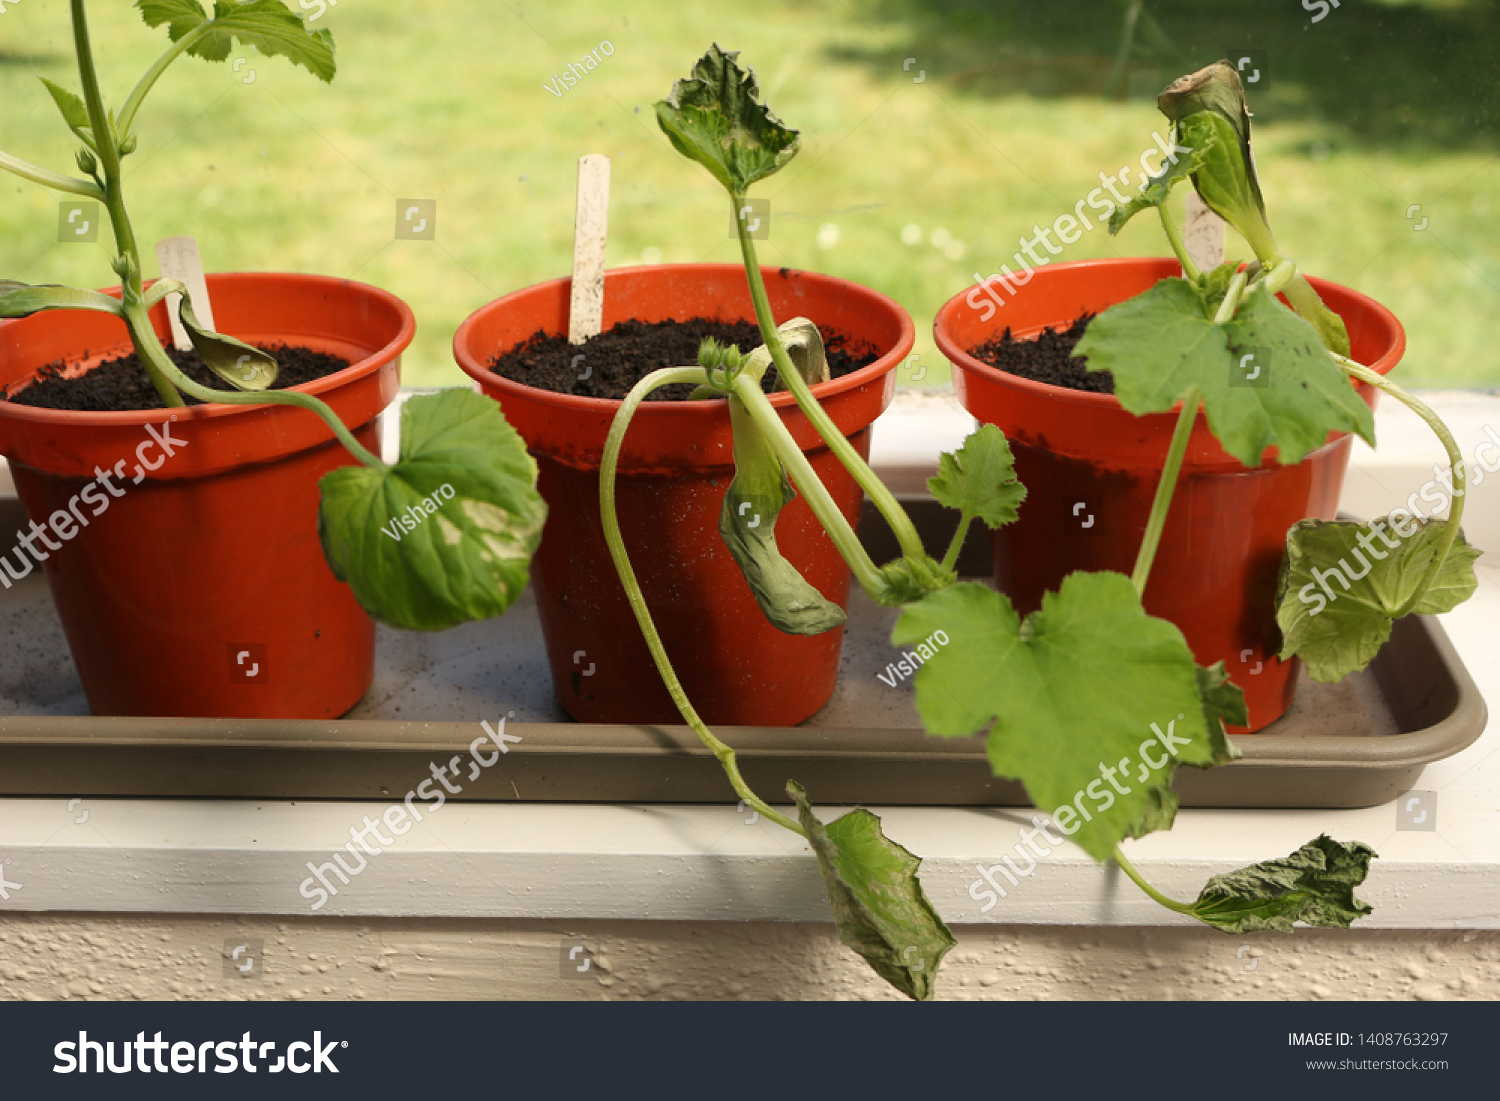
[0,272,412,718]
[454,264,914,726]
[935,258,1403,733]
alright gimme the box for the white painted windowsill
[1,389,1497,928]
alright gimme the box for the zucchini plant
[599,48,1442,1001]
[1082,61,1481,687]
[0,0,545,633]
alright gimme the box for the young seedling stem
[0,150,103,200]
[1157,203,1199,281]
[1113,847,1196,915]
[126,296,387,471]
[732,194,929,565]
[1130,270,1248,592]
[71,0,182,408]
[3,1,550,641]
[1130,388,1201,597]
[729,373,885,597]
[117,29,214,139]
[599,364,805,836]
[938,513,975,576]
[1335,355,1467,617]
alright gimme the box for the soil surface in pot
[490,317,879,402]
[3,344,352,412]
[969,313,1114,394]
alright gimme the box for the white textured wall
[3,915,1497,1000]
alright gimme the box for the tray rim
[0,490,1487,803]
[0,612,1484,775]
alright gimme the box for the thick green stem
[71,0,183,408]
[1130,272,1248,596]
[940,514,975,575]
[0,149,104,200]
[117,26,213,139]
[1212,269,1249,326]
[1113,847,1196,916]
[120,304,187,409]
[1158,202,1199,281]
[730,374,885,598]
[1282,273,1328,320]
[732,193,928,564]
[141,277,180,310]
[601,366,805,837]
[1130,388,1200,597]
[124,301,385,469]
[1260,258,1296,296]
[53,2,381,458]
[72,0,123,231]
[1336,354,1466,617]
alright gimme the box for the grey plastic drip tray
[0,498,1486,808]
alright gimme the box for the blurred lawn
[1,0,1497,389]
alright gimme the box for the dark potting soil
[969,312,1114,394]
[2,344,353,413]
[489,317,880,402]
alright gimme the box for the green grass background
[1,0,1497,388]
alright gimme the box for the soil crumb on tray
[969,313,1113,394]
[490,316,879,402]
[3,344,353,413]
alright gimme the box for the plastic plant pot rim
[452,262,916,420]
[935,257,1404,405]
[0,272,417,432]
[934,257,1404,468]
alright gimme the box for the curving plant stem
[1335,354,1467,617]
[600,365,805,836]
[1157,203,1199,282]
[126,331,386,470]
[732,194,929,565]
[1113,847,1195,915]
[730,374,885,598]
[0,150,103,200]
[1115,270,1256,911]
[1115,271,1438,925]
[116,24,216,139]
[58,0,396,460]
